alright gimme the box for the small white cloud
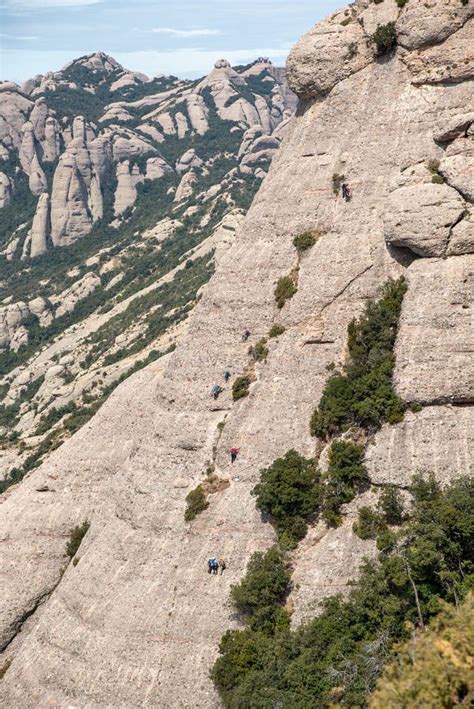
[0,32,38,40]
[151,27,221,38]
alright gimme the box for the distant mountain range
[0,52,296,486]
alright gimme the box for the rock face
[0,4,473,708]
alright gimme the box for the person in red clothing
[230,447,240,464]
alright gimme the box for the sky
[0,0,343,84]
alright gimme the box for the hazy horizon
[1,0,343,84]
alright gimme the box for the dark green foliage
[0,168,37,251]
[310,278,407,439]
[371,22,398,56]
[293,230,318,252]
[274,275,297,309]
[431,174,445,184]
[212,476,474,707]
[248,338,268,363]
[229,546,291,633]
[353,506,385,539]
[322,440,370,527]
[184,484,209,521]
[332,172,346,195]
[252,450,321,549]
[65,520,90,558]
[268,324,285,338]
[378,486,404,525]
[232,375,252,401]
[396,0,408,7]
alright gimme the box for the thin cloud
[152,27,221,38]
[0,32,38,39]
[7,0,101,7]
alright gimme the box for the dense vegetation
[252,450,321,548]
[322,440,370,527]
[212,475,474,707]
[369,592,474,707]
[310,278,407,439]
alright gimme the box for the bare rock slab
[394,255,474,404]
[384,182,465,257]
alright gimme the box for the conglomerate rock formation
[1,0,473,706]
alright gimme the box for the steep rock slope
[1,1,473,706]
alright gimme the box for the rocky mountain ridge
[0,0,473,706]
[0,53,295,485]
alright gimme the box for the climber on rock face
[211,384,223,400]
[341,182,351,201]
[219,558,226,575]
[224,370,231,383]
[230,447,240,464]
[242,328,251,342]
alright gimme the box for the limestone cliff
[0,1,473,707]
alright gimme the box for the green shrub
[274,275,297,309]
[378,486,404,525]
[184,484,209,521]
[252,450,322,549]
[292,230,318,252]
[230,546,291,633]
[353,506,385,539]
[332,172,346,195]
[369,593,474,707]
[232,375,252,400]
[212,475,474,708]
[248,338,268,363]
[268,324,285,338]
[396,0,408,7]
[431,174,445,184]
[310,278,407,439]
[65,520,90,559]
[322,440,370,527]
[371,22,397,56]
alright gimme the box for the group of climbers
[210,370,231,400]
[207,557,226,575]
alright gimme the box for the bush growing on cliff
[212,475,474,708]
[310,278,407,439]
[293,230,318,252]
[230,546,291,633]
[268,323,285,338]
[252,450,322,548]
[66,520,90,559]
[232,374,252,400]
[378,486,404,525]
[322,440,370,527]
[353,506,385,539]
[184,484,209,521]
[371,22,398,56]
[248,338,268,363]
[274,275,297,309]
